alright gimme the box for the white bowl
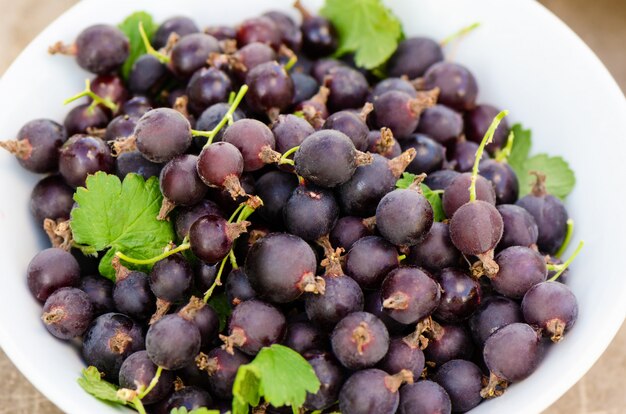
[0,0,624,413]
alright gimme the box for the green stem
[432,189,444,195]
[116,243,191,266]
[279,145,299,166]
[440,22,481,46]
[495,130,515,163]
[197,85,249,147]
[204,254,229,302]
[228,91,236,105]
[138,366,163,399]
[130,396,147,414]
[469,110,509,202]
[284,54,298,71]
[398,254,406,262]
[138,22,170,64]
[228,203,246,223]
[548,240,584,282]
[229,249,239,270]
[555,219,574,259]
[63,79,119,113]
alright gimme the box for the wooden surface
[0,0,624,412]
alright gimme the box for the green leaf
[118,12,158,79]
[320,0,403,69]
[77,366,125,404]
[170,407,221,414]
[70,172,175,280]
[517,154,576,199]
[395,173,445,222]
[508,123,532,175]
[206,292,232,332]
[232,344,320,414]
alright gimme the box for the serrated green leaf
[118,12,158,79]
[395,173,445,222]
[207,292,232,332]
[517,154,576,199]
[508,123,532,175]
[320,0,403,69]
[232,345,320,414]
[77,366,125,404]
[70,172,175,280]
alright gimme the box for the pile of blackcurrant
[4,3,583,414]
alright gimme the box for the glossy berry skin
[79,275,114,316]
[230,42,277,81]
[59,134,114,188]
[422,62,478,111]
[294,130,362,188]
[245,233,317,303]
[339,369,400,414]
[189,214,240,263]
[226,299,286,355]
[63,104,109,136]
[400,134,445,175]
[408,222,461,272]
[381,267,441,325]
[174,199,222,240]
[497,204,539,250]
[516,192,569,255]
[170,33,220,78]
[424,169,460,191]
[284,184,339,241]
[331,312,389,369]
[330,216,372,251]
[164,386,213,412]
[90,75,128,111]
[245,61,294,114]
[149,254,193,303]
[301,15,338,58]
[424,324,474,367]
[449,201,503,256]
[41,287,93,340]
[387,37,444,78]
[197,141,244,192]
[322,110,369,151]
[433,359,483,412]
[483,323,541,382]
[255,171,298,224]
[179,301,220,350]
[416,105,464,146]
[369,77,417,102]
[153,16,199,49]
[435,268,482,323]
[469,296,523,346]
[291,72,319,105]
[442,172,496,218]
[119,350,175,404]
[451,140,485,173]
[27,248,80,302]
[146,314,201,370]
[345,236,399,289]
[465,104,510,154]
[121,96,152,118]
[105,114,137,141]
[113,271,155,321]
[271,114,315,154]
[311,58,345,83]
[325,67,369,112]
[82,313,145,379]
[74,25,129,74]
[30,175,74,223]
[398,380,452,414]
[128,55,167,95]
[492,246,547,299]
[8,119,67,173]
[204,347,251,398]
[223,119,276,172]
[376,188,434,246]
[160,154,207,206]
[377,337,425,379]
[522,281,578,341]
[479,159,519,205]
[186,67,233,116]
[304,351,344,410]
[135,108,192,163]
[284,321,327,354]
[264,11,302,51]
[195,105,245,150]
[373,91,421,139]
[305,274,364,329]
[236,16,282,50]
[364,291,410,336]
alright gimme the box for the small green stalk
[116,242,190,266]
[555,219,574,259]
[204,254,230,302]
[137,366,163,399]
[63,79,119,113]
[284,54,298,71]
[440,22,481,46]
[130,396,147,414]
[495,131,515,163]
[398,254,406,262]
[197,85,249,148]
[279,146,300,166]
[138,22,170,64]
[548,240,584,282]
[469,110,509,202]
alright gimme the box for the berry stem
[494,131,515,163]
[279,145,300,165]
[548,240,584,282]
[137,366,163,399]
[440,22,481,46]
[115,242,191,266]
[138,22,170,64]
[555,219,574,259]
[203,253,229,302]
[63,79,119,113]
[469,110,509,202]
[196,85,249,147]
[398,254,406,262]
[131,396,147,414]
